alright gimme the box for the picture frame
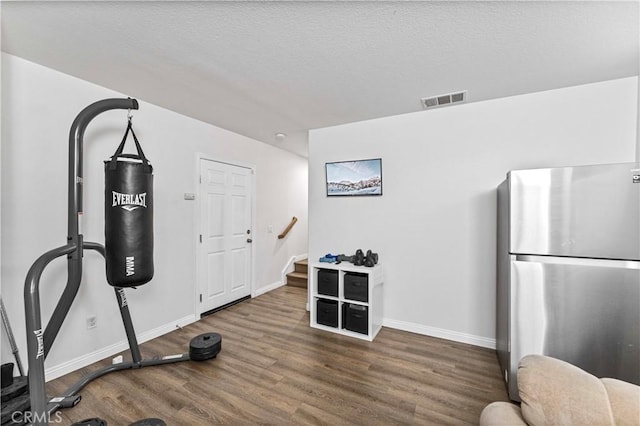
[325,158,382,196]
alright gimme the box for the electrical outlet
[86,315,97,329]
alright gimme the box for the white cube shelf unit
[309,262,383,341]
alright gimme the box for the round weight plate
[1,376,28,402]
[189,333,221,351]
[1,393,30,424]
[189,332,221,361]
[190,349,219,361]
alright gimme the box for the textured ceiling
[2,1,639,157]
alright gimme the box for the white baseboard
[382,318,496,349]
[45,314,197,382]
[254,280,284,297]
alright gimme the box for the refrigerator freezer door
[509,162,640,260]
[507,257,640,400]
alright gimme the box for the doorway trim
[194,153,257,317]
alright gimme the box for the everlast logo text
[34,329,44,359]
[112,191,147,211]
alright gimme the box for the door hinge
[199,175,202,184]
[199,234,202,243]
[199,294,202,303]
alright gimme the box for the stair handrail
[278,216,298,239]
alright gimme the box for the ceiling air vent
[421,91,467,110]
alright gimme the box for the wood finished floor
[48,286,509,425]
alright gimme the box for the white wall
[309,77,638,347]
[0,53,308,378]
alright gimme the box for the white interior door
[198,159,253,314]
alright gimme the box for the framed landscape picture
[325,158,382,196]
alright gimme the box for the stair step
[294,259,308,274]
[286,271,308,288]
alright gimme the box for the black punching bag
[104,119,154,287]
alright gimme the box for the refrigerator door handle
[515,255,640,270]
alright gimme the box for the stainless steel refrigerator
[497,162,640,401]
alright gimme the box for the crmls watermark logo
[112,191,147,211]
[34,329,44,359]
[12,411,63,424]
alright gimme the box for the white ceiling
[2,1,639,157]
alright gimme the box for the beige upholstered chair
[480,355,640,425]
